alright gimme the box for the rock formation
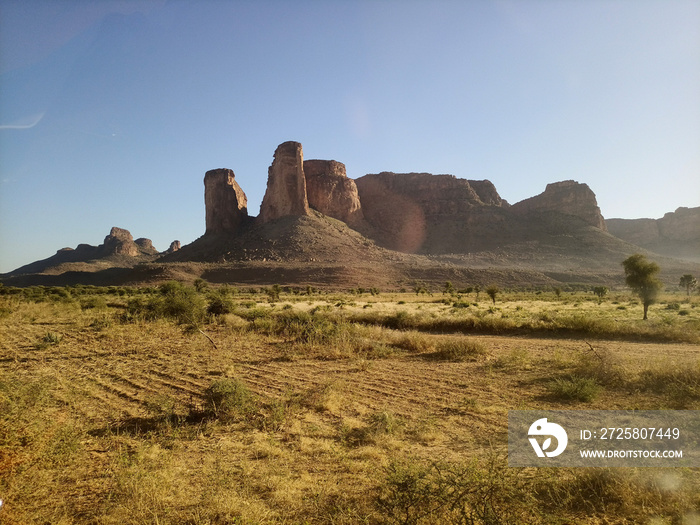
[98,227,141,257]
[5,227,160,277]
[355,172,507,252]
[304,159,364,227]
[607,207,700,262]
[164,240,181,254]
[511,180,606,230]
[135,238,158,255]
[204,168,248,234]
[258,141,310,223]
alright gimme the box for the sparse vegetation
[1,285,699,523]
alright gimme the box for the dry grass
[1,287,699,523]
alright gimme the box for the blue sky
[1,0,698,273]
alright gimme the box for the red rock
[259,141,310,223]
[304,159,364,227]
[204,168,248,234]
[511,180,606,230]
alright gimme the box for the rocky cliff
[355,172,514,253]
[607,207,700,262]
[164,240,181,254]
[511,180,606,230]
[304,159,365,228]
[258,141,310,223]
[204,168,249,234]
[199,144,610,256]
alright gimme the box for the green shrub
[125,281,206,325]
[548,375,601,402]
[35,332,63,349]
[204,378,255,420]
[206,289,235,316]
[385,310,411,330]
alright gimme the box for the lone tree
[679,274,697,297]
[622,254,663,320]
[593,286,609,303]
[486,285,500,305]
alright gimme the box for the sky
[1,0,699,273]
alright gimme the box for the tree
[486,285,500,305]
[679,274,697,297]
[622,254,663,320]
[443,281,455,295]
[592,286,608,304]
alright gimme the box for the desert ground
[1,283,699,524]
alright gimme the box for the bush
[636,365,700,407]
[428,339,487,361]
[203,378,255,420]
[377,454,536,524]
[206,289,235,316]
[35,332,63,349]
[80,296,107,310]
[548,376,601,402]
[125,281,206,325]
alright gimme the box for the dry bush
[426,338,487,362]
[203,377,255,421]
[547,375,602,403]
[635,362,700,408]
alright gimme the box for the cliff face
[357,172,489,217]
[354,172,512,253]
[304,159,365,228]
[511,180,606,231]
[204,168,248,234]
[607,207,700,262]
[258,141,310,223]
[199,143,610,256]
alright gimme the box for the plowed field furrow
[340,381,435,416]
[242,363,323,386]
[101,371,163,396]
[138,373,206,399]
[88,376,149,409]
[238,378,288,398]
[146,366,210,391]
[239,372,308,397]
[80,379,143,419]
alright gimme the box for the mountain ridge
[3,141,698,289]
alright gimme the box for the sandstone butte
[201,141,609,255]
[6,140,699,282]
